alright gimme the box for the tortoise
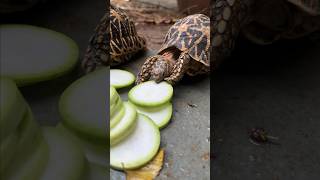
[82,5,146,73]
[137,0,320,85]
[136,14,210,85]
[211,0,320,69]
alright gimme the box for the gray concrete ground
[213,38,320,180]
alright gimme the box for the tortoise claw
[136,75,148,84]
[135,77,143,84]
[136,55,161,84]
[164,78,175,85]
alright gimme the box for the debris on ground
[126,149,165,180]
[111,0,182,24]
[111,0,184,50]
[248,127,280,146]
[187,103,198,108]
[201,152,210,161]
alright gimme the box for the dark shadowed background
[213,37,320,180]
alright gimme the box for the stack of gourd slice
[58,67,173,171]
[110,69,174,129]
[110,86,161,170]
[0,25,79,87]
[0,25,106,179]
[0,77,48,180]
[58,68,108,169]
[110,69,135,89]
[109,69,175,171]
[38,127,87,180]
[0,78,89,180]
[128,81,173,129]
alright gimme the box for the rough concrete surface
[213,37,320,180]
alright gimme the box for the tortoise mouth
[150,71,166,83]
[150,57,172,83]
[150,76,164,83]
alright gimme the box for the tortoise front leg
[164,52,191,85]
[136,55,162,84]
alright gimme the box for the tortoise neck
[160,47,181,62]
[160,53,174,72]
[162,52,175,61]
[161,53,177,73]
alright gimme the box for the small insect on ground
[248,127,280,146]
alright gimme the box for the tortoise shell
[110,5,146,66]
[82,5,145,72]
[82,11,109,72]
[243,0,320,44]
[158,14,210,67]
[288,0,320,15]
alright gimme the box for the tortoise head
[150,56,172,83]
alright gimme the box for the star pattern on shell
[158,14,210,76]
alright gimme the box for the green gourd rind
[0,77,27,142]
[5,136,49,180]
[85,163,108,180]
[0,131,19,172]
[110,103,125,129]
[130,102,173,129]
[0,107,40,174]
[110,86,125,128]
[110,95,123,118]
[3,107,47,179]
[0,24,79,86]
[59,68,108,139]
[128,81,173,107]
[39,127,87,180]
[16,107,41,151]
[110,69,135,89]
[57,123,108,168]
[110,114,160,170]
[110,102,137,146]
[110,86,119,107]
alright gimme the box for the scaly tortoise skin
[136,14,210,85]
[82,5,146,73]
[211,0,320,70]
